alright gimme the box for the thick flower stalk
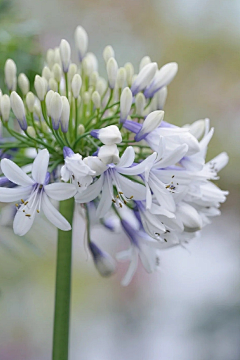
[0,25,228,360]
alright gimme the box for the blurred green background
[0,0,239,359]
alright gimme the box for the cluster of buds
[0,26,228,285]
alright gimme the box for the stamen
[21,199,24,203]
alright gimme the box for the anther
[164,238,167,242]
[112,199,116,203]
[21,199,24,203]
[129,195,134,199]
[119,203,123,208]
[37,210,40,213]
[15,203,19,207]
[24,201,28,205]
[25,214,31,217]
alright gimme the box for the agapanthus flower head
[0,25,228,284]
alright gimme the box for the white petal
[115,173,146,200]
[117,152,156,176]
[116,249,132,261]
[149,173,176,212]
[121,249,139,286]
[44,183,77,201]
[75,175,104,203]
[0,186,32,202]
[116,146,135,168]
[154,144,188,169]
[13,197,38,236]
[32,149,49,184]
[41,192,71,231]
[1,159,34,186]
[60,165,71,182]
[96,175,113,218]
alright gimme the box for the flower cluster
[0,26,228,285]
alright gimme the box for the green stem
[52,198,74,360]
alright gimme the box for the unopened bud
[83,91,90,104]
[10,91,27,130]
[135,93,146,116]
[0,95,11,122]
[78,124,85,135]
[188,119,206,140]
[98,144,119,164]
[46,49,55,69]
[155,86,168,110]
[34,75,47,101]
[89,241,116,277]
[18,73,29,95]
[135,110,164,142]
[26,92,35,113]
[107,57,118,89]
[120,87,132,122]
[60,96,70,133]
[131,62,157,95]
[52,63,62,83]
[124,62,134,87]
[91,125,122,145]
[4,59,17,91]
[116,67,126,89]
[45,90,54,116]
[54,48,62,67]
[50,92,62,129]
[74,26,88,61]
[139,56,151,71]
[49,78,58,92]
[59,39,71,73]
[68,63,77,84]
[96,78,107,96]
[33,103,42,120]
[71,74,82,99]
[103,45,115,63]
[27,126,36,138]
[90,71,99,87]
[42,66,52,81]
[91,91,101,109]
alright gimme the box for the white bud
[188,119,206,140]
[131,62,157,95]
[144,62,178,98]
[50,92,63,129]
[52,63,62,83]
[98,144,119,164]
[10,91,27,130]
[96,78,107,96]
[86,53,98,72]
[124,62,134,87]
[59,39,71,72]
[60,96,70,133]
[54,48,62,67]
[18,73,29,95]
[120,87,132,122]
[74,26,88,61]
[49,78,58,92]
[176,202,202,232]
[45,90,54,116]
[46,49,55,69]
[26,92,35,112]
[83,92,90,104]
[107,57,118,89]
[68,63,77,84]
[33,102,42,120]
[89,242,116,277]
[91,91,101,109]
[0,95,11,122]
[116,67,126,89]
[139,56,152,71]
[27,126,36,138]
[71,74,82,99]
[135,93,146,115]
[90,71,99,87]
[42,66,52,81]
[78,124,85,135]
[135,110,164,141]
[4,59,17,91]
[34,75,47,101]
[97,125,122,145]
[103,45,115,63]
[155,86,168,110]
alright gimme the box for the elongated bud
[27,126,36,138]
[46,48,55,69]
[49,78,58,92]
[45,90,54,116]
[103,45,115,63]
[96,78,107,96]
[18,73,29,95]
[91,91,101,108]
[74,26,88,61]
[60,96,70,133]
[176,202,202,232]
[116,67,126,89]
[91,125,122,145]
[71,74,82,99]
[42,66,52,81]
[120,87,132,122]
[0,95,11,122]
[155,86,167,110]
[107,57,118,89]
[68,63,77,84]
[59,39,71,73]
[82,54,97,77]
[33,103,42,120]
[188,119,206,140]
[124,62,134,87]
[139,56,151,71]
[26,92,35,112]
[144,62,178,98]
[34,75,47,101]
[135,93,146,115]
[54,47,62,67]
[78,124,85,135]
[10,91,27,130]
[90,71,99,87]
[50,92,62,129]
[98,144,119,164]
[89,241,116,277]
[4,59,17,91]
[135,110,164,141]
[131,62,157,95]
[52,63,62,83]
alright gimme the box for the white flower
[74,26,88,61]
[75,146,146,218]
[90,125,122,145]
[135,110,164,141]
[106,57,118,89]
[4,59,17,91]
[18,73,30,95]
[61,147,96,192]
[98,144,120,164]
[59,39,71,72]
[0,149,77,236]
[131,62,157,95]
